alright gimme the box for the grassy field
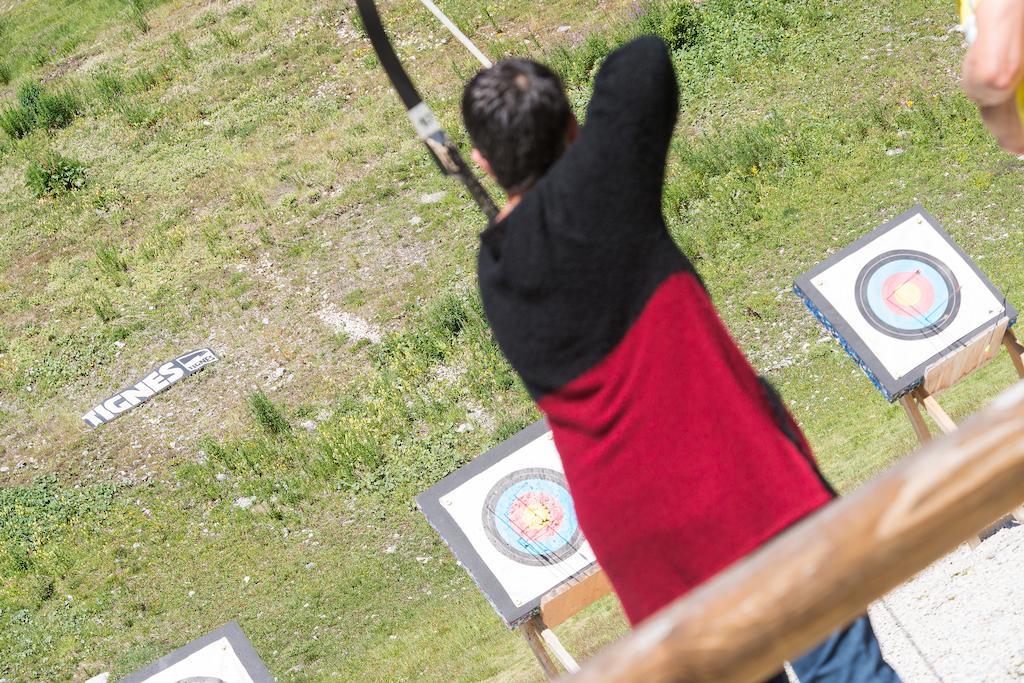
[1,0,1023,680]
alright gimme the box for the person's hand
[979,98,1024,153]
[961,0,1024,153]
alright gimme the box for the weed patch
[1,81,81,138]
[119,101,161,128]
[373,291,472,369]
[249,391,292,436]
[34,89,81,129]
[0,475,118,577]
[660,1,702,50]
[169,32,193,62]
[90,293,119,322]
[25,151,87,197]
[126,0,150,33]
[94,72,126,104]
[17,80,43,109]
[93,243,129,282]
[0,105,34,138]
[550,33,610,86]
[212,28,243,49]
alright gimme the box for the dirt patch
[317,305,382,343]
[43,53,89,82]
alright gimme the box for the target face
[120,622,273,683]
[417,421,597,626]
[855,250,960,339]
[482,467,583,566]
[795,207,1013,401]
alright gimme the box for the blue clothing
[766,615,901,683]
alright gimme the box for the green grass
[2,0,1023,680]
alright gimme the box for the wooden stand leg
[905,389,983,545]
[1004,329,1024,379]
[520,616,560,680]
[900,394,932,444]
[539,619,581,673]
[913,388,957,435]
[518,567,613,678]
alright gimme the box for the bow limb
[355,0,499,220]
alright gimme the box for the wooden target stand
[898,317,1024,542]
[518,566,615,679]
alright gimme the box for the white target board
[795,206,1016,400]
[417,420,597,627]
[120,622,272,683]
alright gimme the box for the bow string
[355,0,499,220]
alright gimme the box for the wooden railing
[566,380,1024,683]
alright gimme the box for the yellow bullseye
[892,281,922,308]
[521,502,553,530]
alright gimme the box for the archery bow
[356,0,499,220]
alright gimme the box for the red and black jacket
[477,36,834,625]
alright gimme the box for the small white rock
[243,575,251,584]
[234,496,256,509]
[306,562,316,570]
[885,147,905,156]
[385,545,397,554]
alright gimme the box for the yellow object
[959,0,979,42]
[959,0,1024,128]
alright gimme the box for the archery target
[133,637,254,683]
[803,209,1008,386]
[854,250,961,339]
[482,467,583,566]
[120,623,273,683]
[437,429,595,609]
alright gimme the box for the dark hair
[462,58,572,195]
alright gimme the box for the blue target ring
[482,467,583,566]
[855,250,960,340]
